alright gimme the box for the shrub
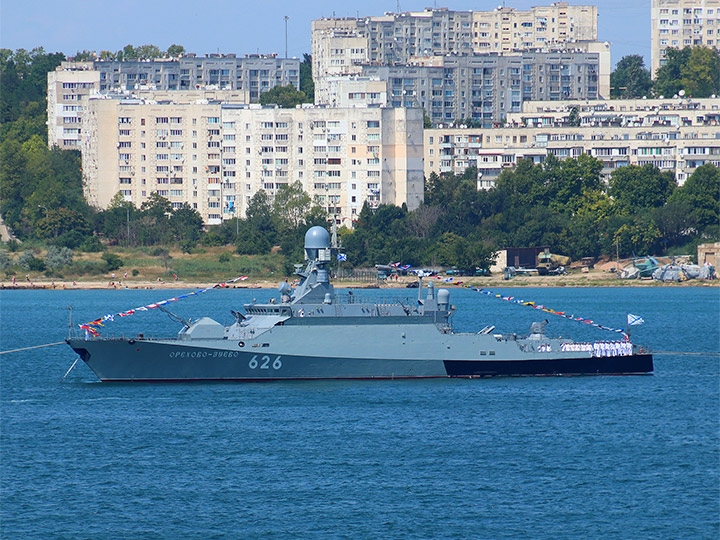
[132,269,139,276]
[181,240,195,254]
[0,251,10,271]
[201,231,225,246]
[219,253,231,263]
[80,236,104,252]
[101,252,123,271]
[52,230,86,249]
[69,261,106,276]
[17,252,46,272]
[45,246,74,270]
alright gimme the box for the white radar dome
[305,226,331,249]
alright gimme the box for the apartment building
[354,48,608,126]
[93,55,300,99]
[651,0,720,76]
[471,4,597,53]
[323,77,388,108]
[312,3,598,95]
[47,62,100,150]
[80,98,423,226]
[425,98,720,187]
[48,56,299,149]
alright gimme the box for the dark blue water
[2,286,718,539]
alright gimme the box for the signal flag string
[78,275,249,336]
[469,287,630,338]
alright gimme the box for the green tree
[167,44,185,57]
[259,85,308,108]
[423,110,432,129]
[567,106,580,126]
[434,232,467,267]
[96,193,138,245]
[236,190,277,254]
[654,46,720,97]
[170,203,204,243]
[666,164,720,235]
[299,53,314,101]
[681,47,720,97]
[0,48,93,241]
[550,153,604,214]
[612,216,662,257]
[116,44,137,61]
[272,181,313,230]
[137,192,173,245]
[35,207,91,239]
[72,50,97,61]
[610,55,652,98]
[135,45,163,59]
[101,252,124,272]
[458,117,481,128]
[608,164,676,214]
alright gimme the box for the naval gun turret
[290,226,335,304]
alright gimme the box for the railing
[334,268,378,283]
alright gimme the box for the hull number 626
[249,355,282,370]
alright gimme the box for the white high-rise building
[48,55,300,149]
[80,98,424,227]
[312,3,598,98]
[651,0,720,76]
[47,62,99,150]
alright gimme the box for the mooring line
[60,358,80,382]
[0,341,65,355]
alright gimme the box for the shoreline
[2,274,717,291]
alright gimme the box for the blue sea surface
[1,286,718,539]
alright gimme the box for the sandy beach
[2,270,716,291]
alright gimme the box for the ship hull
[67,335,653,382]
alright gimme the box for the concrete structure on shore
[697,242,720,267]
[425,97,720,187]
[80,97,423,226]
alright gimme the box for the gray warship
[66,226,653,382]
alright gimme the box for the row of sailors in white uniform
[559,341,634,356]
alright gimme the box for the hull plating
[68,336,653,382]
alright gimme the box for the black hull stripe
[443,354,654,377]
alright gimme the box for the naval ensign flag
[627,313,645,326]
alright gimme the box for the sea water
[1,286,718,539]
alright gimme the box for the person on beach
[12,276,16,285]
